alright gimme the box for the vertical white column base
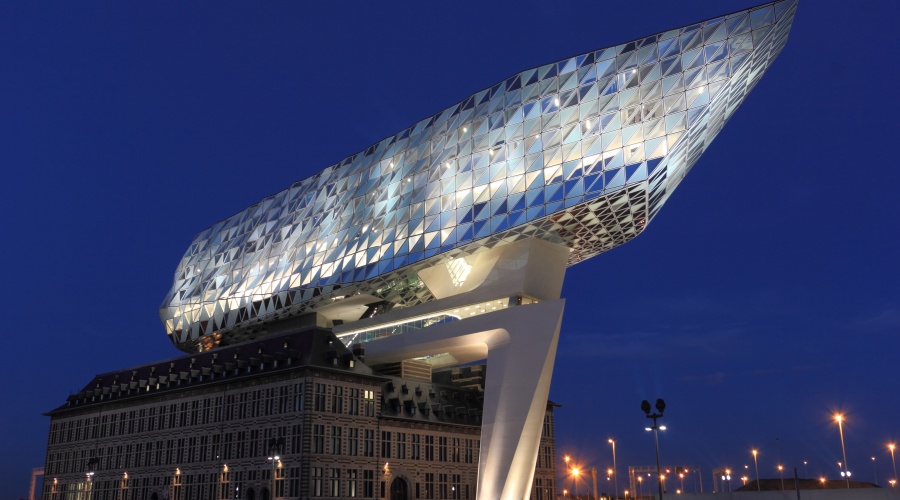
[477,299,565,500]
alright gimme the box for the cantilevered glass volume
[161,0,797,352]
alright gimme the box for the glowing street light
[777,465,785,490]
[572,468,581,499]
[741,476,748,486]
[751,450,760,492]
[608,438,619,500]
[641,398,667,500]
[834,414,850,489]
[889,443,898,486]
[872,457,878,486]
[679,472,684,492]
[637,475,643,498]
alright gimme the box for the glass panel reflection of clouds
[161,1,797,352]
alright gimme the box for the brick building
[42,327,556,500]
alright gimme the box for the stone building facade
[42,327,555,500]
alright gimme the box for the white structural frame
[336,238,570,500]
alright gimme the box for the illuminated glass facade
[161,0,797,352]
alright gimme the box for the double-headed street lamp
[641,399,667,500]
[834,414,850,489]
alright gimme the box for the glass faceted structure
[161,0,797,353]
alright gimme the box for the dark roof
[46,327,376,416]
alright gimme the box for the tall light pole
[777,465,784,490]
[267,436,284,499]
[565,455,572,496]
[889,444,898,486]
[573,468,581,500]
[641,399,667,500]
[637,475,643,499]
[835,414,850,489]
[751,450,760,492]
[872,457,878,486]
[608,439,619,500]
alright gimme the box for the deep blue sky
[1,1,897,497]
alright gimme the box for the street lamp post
[609,439,619,500]
[872,457,878,486]
[778,465,784,490]
[637,475,643,499]
[641,399,667,500]
[573,468,581,500]
[889,444,898,486]
[751,450,760,492]
[720,470,731,492]
[835,414,850,489]
[267,437,285,499]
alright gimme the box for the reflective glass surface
[161,0,797,352]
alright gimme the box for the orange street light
[834,413,850,489]
[890,444,898,486]
[751,450,760,492]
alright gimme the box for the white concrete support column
[476,299,565,500]
[362,300,565,500]
[353,238,571,500]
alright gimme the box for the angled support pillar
[476,299,565,500]
[354,237,571,500]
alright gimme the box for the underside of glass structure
[161,0,797,353]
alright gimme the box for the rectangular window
[439,473,448,499]
[451,474,461,499]
[438,436,448,462]
[397,432,406,459]
[330,468,341,497]
[311,467,323,497]
[411,434,420,460]
[331,426,342,455]
[364,430,375,457]
[425,473,434,500]
[381,431,391,458]
[348,469,358,497]
[349,388,360,415]
[331,386,343,414]
[315,384,327,412]
[363,389,375,417]
[348,428,359,456]
[313,425,325,454]
[363,470,375,497]
[425,436,434,461]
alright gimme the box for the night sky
[1,1,897,497]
